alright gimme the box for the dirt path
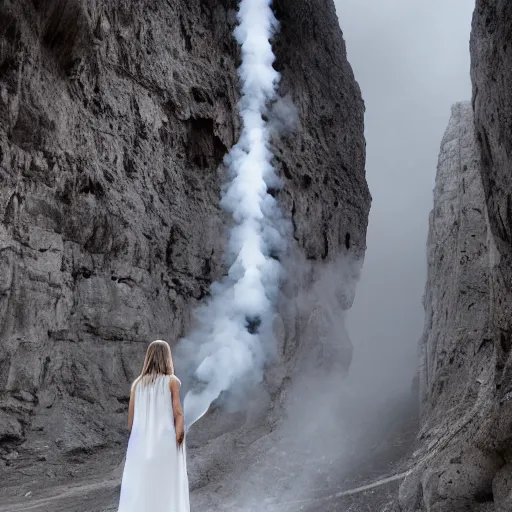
[268,470,410,507]
[0,393,419,511]
[0,476,119,512]
[0,469,411,512]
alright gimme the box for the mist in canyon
[188,0,477,442]
[191,5,479,508]
[226,2,481,507]
[337,0,474,398]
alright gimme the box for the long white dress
[118,374,190,512]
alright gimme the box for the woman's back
[131,375,175,455]
[118,374,189,512]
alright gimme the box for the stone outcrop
[397,102,502,512]
[396,3,512,510]
[0,0,370,490]
[470,1,512,412]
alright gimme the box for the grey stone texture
[398,102,501,512]
[470,1,512,427]
[0,0,370,493]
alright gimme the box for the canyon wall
[0,0,370,489]
[397,3,512,511]
[398,101,501,512]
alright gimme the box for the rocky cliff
[396,3,512,511]
[0,0,370,496]
[471,3,512,403]
[398,102,501,512]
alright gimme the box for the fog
[335,0,475,397]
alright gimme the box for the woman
[117,340,190,512]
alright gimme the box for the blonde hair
[134,340,174,388]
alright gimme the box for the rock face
[398,102,502,512]
[0,0,369,490]
[397,4,512,510]
[471,1,512,417]
[418,103,492,421]
[471,0,512,263]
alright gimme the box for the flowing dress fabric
[118,375,190,512]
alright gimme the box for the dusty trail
[0,391,419,511]
[0,470,410,512]
[265,470,410,508]
[0,476,120,512]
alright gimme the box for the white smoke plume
[180,0,283,430]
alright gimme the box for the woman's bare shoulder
[168,374,181,390]
[131,376,141,391]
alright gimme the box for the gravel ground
[0,391,418,512]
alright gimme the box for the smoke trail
[181,0,283,430]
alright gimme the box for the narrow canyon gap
[391,3,512,512]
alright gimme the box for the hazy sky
[334,0,475,395]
